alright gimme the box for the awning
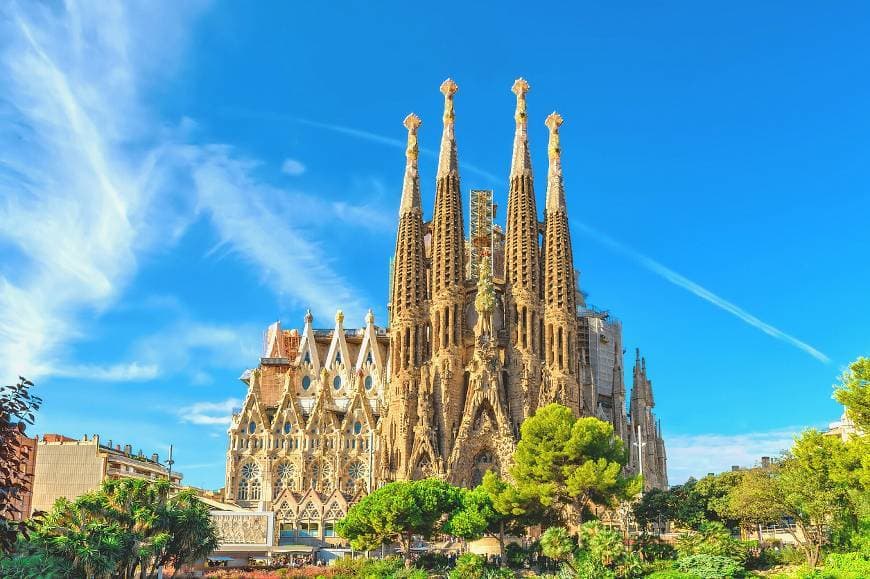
[270,545,316,553]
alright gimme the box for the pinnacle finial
[512,78,530,124]
[335,309,345,325]
[440,78,458,124]
[399,113,422,214]
[437,79,459,178]
[545,112,566,211]
[510,78,533,178]
[365,308,375,326]
[304,309,313,324]
[403,113,421,160]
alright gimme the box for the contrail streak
[220,108,502,184]
[575,222,830,364]
[293,118,502,184]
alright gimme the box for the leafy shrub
[675,553,743,578]
[416,551,449,571]
[634,533,677,562]
[675,521,747,564]
[823,551,870,578]
[450,553,486,579]
[779,545,807,565]
[483,567,516,578]
[646,571,701,579]
[504,543,528,568]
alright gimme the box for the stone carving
[213,513,269,545]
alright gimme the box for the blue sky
[1,1,868,488]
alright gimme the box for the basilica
[220,78,668,547]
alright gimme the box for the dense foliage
[0,377,41,554]
[511,404,641,525]
[0,478,218,578]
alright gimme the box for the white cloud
[666,427,806,484]
[281,158,306,176]
[0,1,383,383]
[575,223,830,364]
[53,362,159,382]
[179,398,242,426]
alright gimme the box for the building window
[274,461,297,495]
[353,421,362,435]
[248,421,256,434]
[284,422,292,434]
[324,521,335,537]
[304,351,310,364]
[237,462,262,501]
[333,375,342,390]
[302,376,311,390]
[364,375,373,390]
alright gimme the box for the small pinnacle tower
[382,113,428,481]
[429,78,467,461]
[542,112,580,412]
[629,349,668,490]
[504,78,543,429]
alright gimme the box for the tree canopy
[834,356,870,431]
[336,478,460,567]
[511,404,641,524]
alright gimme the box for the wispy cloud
[53,362,159,382]
[0,2,381,382]
[666,427,810,483]
[575,222,830,364]
[225,111,502,185]
[294,117,502,184]
[281,158,306,176]
[179,398,242,426]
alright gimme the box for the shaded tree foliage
[511,404,640,525]
[0,377,41,554]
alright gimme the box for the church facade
[223,79,668,542]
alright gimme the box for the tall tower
[428,79,467,459]
[542,112,580,413]
[503,78,543,430]
[629,349,668,490]
[381,113,428,481]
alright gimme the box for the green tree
[1,377,41,554]
[539,526,577,573]
[726,468,785,542]
[511,404,640,525]
[834,356,870,431]
[693,471,743,529]
[336,478,460,568]
[10,479,219,578]
[445,472,543,562]
[778,429,857,567]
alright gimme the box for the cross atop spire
[437,79,459,179]
[399,113,422,214]
[510,78,533,178]
[545,111,565,211]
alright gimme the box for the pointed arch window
[237,462,262,501]
[333,375,342,390]
[248,421,256,434]
[274,461,297,495]
[364,375,373,390]
[302,375,311,390]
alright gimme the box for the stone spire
[389,113,428,374]
[429,78,466,461]
[430,78,466,348]
[399,113,422,214]
[436,79,459,179]
[504,77,544,427]
[542,111,580,412]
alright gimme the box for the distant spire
[545,112,566,212]
[436,79,459,178]
[510,78,532,178]
[399,113,422,214]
